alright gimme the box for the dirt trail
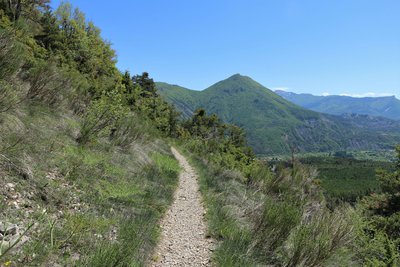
[151,147,214,266]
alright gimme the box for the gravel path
[151,147,214,267]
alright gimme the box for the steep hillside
[0,3,183,266]
[157,74,400,155]
[276,91,400,121]
[155,82,200,118]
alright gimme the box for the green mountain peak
[156,77,400,155]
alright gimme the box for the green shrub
[252,198,301,261]
[0,80,19,114]
[77,90,129,144]
[110,114,159,149]
[26,60,68,105]
[0,28,25,80]
[282,206,356,267]
[356,226,399,266]
[355,145,400,265]
[0,28,25,113]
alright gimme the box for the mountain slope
[157,74,400,155]
[276,91,400,121]
[155,82,200,117]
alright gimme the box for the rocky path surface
[151,147,214,267]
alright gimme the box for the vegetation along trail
[152,147,214,266]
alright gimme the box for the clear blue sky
[50,0,399,98]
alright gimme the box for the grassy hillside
[0,3,182,266]
[157,74,400,155]
[276,90,400,121]
[1,103,180,266]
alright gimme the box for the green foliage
[132,72,157,98]
[110,113,155,149]
[0,80,19,113]
[0,28,25,80]
[151,152,180,175]
[47,2,118,96]
[121,70,138,107]
[118,71,181,137]
[25,59,71,105]
[253,197,302,257]
[0,0,50,22]
[355,218,400,266]
[363,145,400,216]
[77,90,129,144]
[181,109,254,172]
[282,206,356,266]
[356,145,400,265]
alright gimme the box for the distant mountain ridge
[156,74,400,155]
[275,90,400,121]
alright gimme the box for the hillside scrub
[183,148,357,266]
[0,2,182,266]
[0,88,181,265]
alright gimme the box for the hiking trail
[151,147,214,266]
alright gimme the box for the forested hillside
[0,1,399,266]
[157,74,400,155]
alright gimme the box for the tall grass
[183,148,357,266]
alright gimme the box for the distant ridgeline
[157,74,400,155]
[275,90,400,121]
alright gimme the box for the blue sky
[50,0,399,98]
